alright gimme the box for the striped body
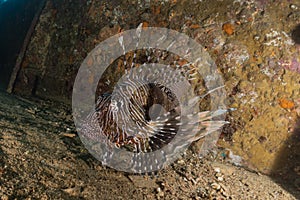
[86,80,181,153]
[83,69,229,154]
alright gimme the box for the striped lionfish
[80,24,231,173]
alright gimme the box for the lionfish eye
[117,101,122,107]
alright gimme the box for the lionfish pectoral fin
[193,120,229,142]
[186,108,235,142]
[196,108,235,122]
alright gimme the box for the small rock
[185,174,193,181]
[211,182,221,190]
[214,167,221,173]
[258,136,267,143]
[240,179,249,186]
[219,183,228,193]
[215,172,222,177]
[177,159,185,165]
[290,4,298,10]
[221,190,228,197]
[211,163,235,176]
[191,178,197,185]
[253,35,260,41]
[156,187,164,197]
[196,187,208,198]
[61,133,76,138]
[1,195,8,200]
[156,187,162,193]
[62,187,80,196]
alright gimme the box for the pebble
[240,179,249,186]
[215,171,224,181]
[253,35,260,41]
[196,187,208,198]
[156,191,164,198]
[221,190,228,198]
[1,195,8,200]
[191,178,197,185]
[185,174,193,181]
[290,4,298,10]
[177,159,185,165]
[215,172,222,177]
[219,183,228,193]
[214,167,221,173]
[63,187,80,196]
[156,187,162,193]
[211,182,221,190]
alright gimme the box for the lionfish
[79,24,231,173]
